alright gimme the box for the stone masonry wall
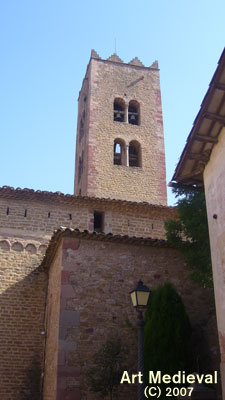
[74,74,90,196]
[43,243,63,400]
[0,238,48,400]
[0,190,177,399]
[46,236,220,400]
[75,56,167,205]
[0,192,176,241]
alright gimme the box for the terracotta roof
[40,227,171,269]
[171,47,225,187]
[0,185,175,214]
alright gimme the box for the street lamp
[130,280,151,400]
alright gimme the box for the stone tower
[74,50,167,205]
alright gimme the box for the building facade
[0,51,220,399]
[171,48,225,400]
[74,50,167,205]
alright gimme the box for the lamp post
[130,280,151,400]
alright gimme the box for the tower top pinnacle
[90,49,159,69]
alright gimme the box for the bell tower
[74,50,167,205]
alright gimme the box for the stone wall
[0,188,176,399]
[43,233,220,400]
[43,243,63,400]
[0,188,176,241]
[0,238,48,400]
[74,72,90,197]
[0,189,220,399]
[74,54,167,205]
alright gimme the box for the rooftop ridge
[40,227,171,269]
[0,185,175,211]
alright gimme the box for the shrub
[86,336,128,399]
[144,282,193,397]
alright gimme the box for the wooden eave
[171,48,225,187]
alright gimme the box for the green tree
[144,283,193,397]
[86,336,128,400]
[165,187,212,287]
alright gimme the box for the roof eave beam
[195,134,218,143]
[204,112,225,125]
[188,153,209,163]
[214,82,225,91]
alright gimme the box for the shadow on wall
[21,354,42,400]
[0,245,48,400]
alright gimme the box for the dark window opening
[129,141,140,167]
[114,98,125,122]
[48,212,51,218]
[78,151,84,183]
[79,118,84,142]
[6,207,9,215]
[69,213,72,220]
[24,209,27,217]
[128,101,139,125]
[94,211,104,233]
[114,142,122,165]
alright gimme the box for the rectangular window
[94,211,104,232]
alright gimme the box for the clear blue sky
[0,0,224,205]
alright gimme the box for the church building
[0,50,219,400]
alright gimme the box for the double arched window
[113,98,140,125]
[113,139,141,167]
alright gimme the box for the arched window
[114,98,125,122]
[79,118,84,142]
[114,139,125,165]
[129,140,141,167]
[128,100,139,125]
[78,151,84,182]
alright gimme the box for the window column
[125,144,129,166]
[124,103,129,124]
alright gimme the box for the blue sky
[0,0,224,205]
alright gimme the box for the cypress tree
[144,282,193,397]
